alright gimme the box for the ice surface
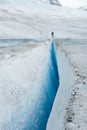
[0,1,87,130]
[60,44,87,130]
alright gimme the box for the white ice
[0,0,87,130]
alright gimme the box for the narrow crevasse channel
[40,41,60,129]
[24,41,60,130]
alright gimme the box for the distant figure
[51,32,54,38]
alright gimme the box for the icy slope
[0,0,87,39]
[0,0,61,6]
[0,8,87,39]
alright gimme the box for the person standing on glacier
[51,31,54,38]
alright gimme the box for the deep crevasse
[24,41,59,130]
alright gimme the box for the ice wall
[24,41,59,130]
[47,43,75,130]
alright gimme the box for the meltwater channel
[24,41,60,130]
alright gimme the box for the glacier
[0,0,87,130]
